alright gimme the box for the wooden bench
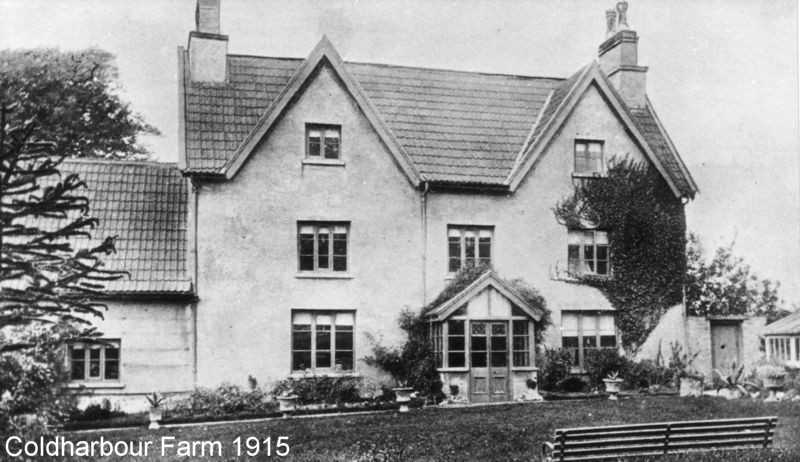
[542,416,778,461]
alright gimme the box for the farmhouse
[67,0,697,408]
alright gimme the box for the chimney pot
[605,9,617,38]
[196,0,221,35]
[598,2,647,108]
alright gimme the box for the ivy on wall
[553,159,687,351]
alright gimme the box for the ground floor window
[561,312,616,371]
[433,319,533,369]
[767,336,799,363]
[69,340,120,382]
[292,311,354,372]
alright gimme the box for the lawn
[47,396,800,461]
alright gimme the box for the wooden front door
[469,321,510,403]
[711,321,742,371]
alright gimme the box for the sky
[1,0,798,304]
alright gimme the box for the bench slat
[556,438,770,459]
[555,423,773,441]
[544,417,778,462]
[551,430,773,450]
[554,416,777,436]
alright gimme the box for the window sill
[295,272,353,279]
[289,371,360,379]
[302,159,346,167]
[65,381,126,390]
[511,367,540,372]
[437,367,469,373]
[572,173,606,179]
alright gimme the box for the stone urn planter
[759,366,786,402]
[603,371,623,400]
[145,392,165,430]
[392,387,414,413]
[276,395,299,418]
[679,376,704,397]
[603,379,624,400]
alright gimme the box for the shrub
[364,309,443,400]
[584,349,630,388]
[558,376,587,393]
[624,359,673,390]
[540,348,573,391]
[271,376,362,405]
[171,383,275,417]
[0,326,80,435]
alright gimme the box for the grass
[45,396,800,461]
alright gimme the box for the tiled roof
[762,310,800,336]
[54,160,192,294]
[182,51,695,195]
[348,63,561,184]
[630,105,696,197]
[183,52,562,183]
[183,54,303,173]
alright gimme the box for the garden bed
[62,400,407,432]
[59,395,800,461]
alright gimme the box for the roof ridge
[225,52,566,81]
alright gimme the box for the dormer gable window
[574,140,604,176]
[307,124,341,160]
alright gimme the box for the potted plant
[603,371,624,400]
[759,365,787,402]
[392,384,415,413]
[276,389,299,418]
[146,392,165,430]
[713,362,748,400]
[669,343,703,397]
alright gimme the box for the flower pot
[276,395,298,418]
[603,379,623,400]
[148,407,162,430]
[679,376,704,397]
[392,387,414,413]
[762,377,785,390]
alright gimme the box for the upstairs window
[307,124,341,160]
[448,226,493,273]
[69,340,120,382]
[298,223,349,272]
[568,229,609,277]
[574,140,604,176]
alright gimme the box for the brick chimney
[188,0,228,82]
[598,1,647,109]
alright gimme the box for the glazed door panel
[469,321,509,403]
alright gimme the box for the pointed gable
[180,39,697,197]
[505,61,698,198]
[424,271,544,322]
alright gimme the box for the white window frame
[291,311,355,373]
[68,340,121,382]
[766,336,799,363]
[561,312,617,372]
[574,139,605,177]
[447,226,493,273]
[306,124,341,160]
[568,229,610,277]
[298,222,349,273]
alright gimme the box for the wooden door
[711,321,742,371]
[469,321,509,403]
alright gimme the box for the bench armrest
[541,441,554,462]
